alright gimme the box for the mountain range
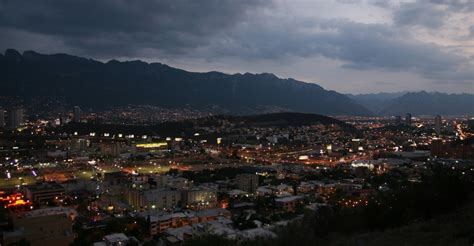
[348,91,474,115]
[1,49,472,116]
[0,49,369,116]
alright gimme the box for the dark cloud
[371,0,474,12]
[429,0,474,12]
[390,0,474,28]
[367,0,392,8]
[335,0,362,4]
[0,0,268,57]
[373,81,396,86]
[206,18,473,83]
[393,2,446,28]
[0,0,472,89]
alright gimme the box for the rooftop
[104,233,129,243]
[275,195,303,203]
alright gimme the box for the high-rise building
[395,115,402,125]
[434,115,442,136]
[73,106,82,123]
[0,108,5,127]
[236,173,259,193]
[405,113,412,126]
[7,108,23,129]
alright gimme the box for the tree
[183,234,236,246]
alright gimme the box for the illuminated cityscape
[0,1,473,246]
[0,103,472,245]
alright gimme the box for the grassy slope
[331,202,474,246]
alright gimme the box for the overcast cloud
[0,0,472,93]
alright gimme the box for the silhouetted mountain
[347,92,408,113]
[0,49,370,116]
[60,112,356,137]
[230,112,356,131]
[381,91,474,115]
[349,91,474,115]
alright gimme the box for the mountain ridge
[380,91,474,115]
[0,49,370,116]
[349,91,474,115]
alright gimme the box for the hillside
[349,91,474,115]
[380,91,474,115]
[0,49,370,116]
[346,92,408,113]
[331,201,474,246]
[59,112,356,137]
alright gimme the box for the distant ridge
[380,91,474,115]
[0,49,370,116]
[349,91,474,115]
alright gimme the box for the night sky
[0,0,473,93]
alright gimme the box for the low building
[93,233,139,246]
[195,208,231,223]
[25,207,78,221]
[275,195,303,213]
[181,186,217,209]
[147,208,231,236]
[2,212,74,246]
[149,211,199,235]
[24,182,65,204]
[126,187,181,210]
[103,171,128,186]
